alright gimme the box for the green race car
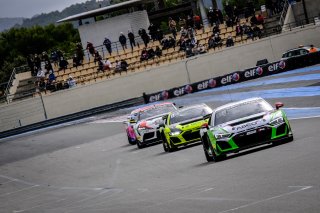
[200,97,294,162]
[160,104,213,152]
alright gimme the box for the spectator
[50,51,59,67]
[186,15,194,28]
[214,8,223,25]
[212,23,220,34]
[208,35,215,49]
[27,54,34,71]
[94,50,102,64]
[34,54,41,71]
[156,28,164,41]
[76,43,84,64]
[193,14,202,30]
[207,7,215,26]
[245,25,254,40]
[67,76,76,88]
[86,41,95,57]
[190,36,197,48]
[256,13,265,25]
[250,15,259,26]
[180,27,188,38]
[187,27,196,39]
[103,37,112,56]
[148,23,158,41]
[161,37,170,50]
[139,28,150,47]
[147,48,155,59]
[73,54,81,68]
[224,2,234,19]
[168,36,176,49]
[226,15,234,28]
[233,6,240,23]
[168,17,177,39]
[178,17,186,28]
[253,25,262,39]
[140,48,149,61]
[120,60,128,72]
[48,70,56,84]
[212,34,223,50]
[115,60,121,72]
[59,57,68,70]
[128,30,136,50]
[235,23,243,39]
[36,68,45,81]
[177,36,187,51]
[155,46,162,57]
[119,32,127,51]
[226,34,234,47]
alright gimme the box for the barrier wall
[0,25,319,132]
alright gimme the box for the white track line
[217,186,312,213]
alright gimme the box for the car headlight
[169,131,181,136]
[215,133,231,140]
[269,117,284,126]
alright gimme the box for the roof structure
[57,0,145,23]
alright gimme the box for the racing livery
[200,97,293,162]
[160,104,213,152]
[133,102,177,148]
[124,109,140,145]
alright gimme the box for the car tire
[137,140,144,149]
[128,136,136,145]
[202,135,213,162]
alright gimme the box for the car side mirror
[202,123,209,129]
[178,106,184,109]
[129,119,136,124]
[275,102,284,110]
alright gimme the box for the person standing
[103,37,112,56]
[119,33,127,51]
[168,17,177,39]
[128,30,136,50]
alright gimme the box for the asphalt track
[1,65,320,213]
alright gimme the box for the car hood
[213,111,281,133]
[136,113,169,129]
[169,117,206,131]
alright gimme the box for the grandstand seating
[13,18,264,99]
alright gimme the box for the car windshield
[139,104,176,121]
[170,106,211,124]
[214,100,273,125]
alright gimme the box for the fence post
[40,92,48,120]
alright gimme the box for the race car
[200,97,293,162]
[160,104,213,152]
[133,102,178,148]
[124,110,140,145]
[281,45,319,60]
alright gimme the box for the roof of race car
[174,103,210,113]
[214,97,265,112]
[130,102,175,114]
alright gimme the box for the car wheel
[137,140,144,149]
[212,149,226,162]
[202,135,213,162]
[128,136,136,145]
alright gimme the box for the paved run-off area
[0,65,320,213]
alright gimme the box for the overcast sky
[0,0,89,18]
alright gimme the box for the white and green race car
[200,97,293,162]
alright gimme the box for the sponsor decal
[221,72,240,84]
[173,85,193,97]
[244,67,264,78]
[236,120,259,131]
[268,61,286,72]
[149,93,162,103]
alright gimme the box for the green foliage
[0,23,80,84]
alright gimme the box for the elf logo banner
[197,79,217,90]
[173,85,193,97]
[149,93,162,103]
[221,73,240,85]
[268,61,286,72]
[244,67,264,78]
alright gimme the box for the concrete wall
[1,25,319,132]
[79,10,150,49]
